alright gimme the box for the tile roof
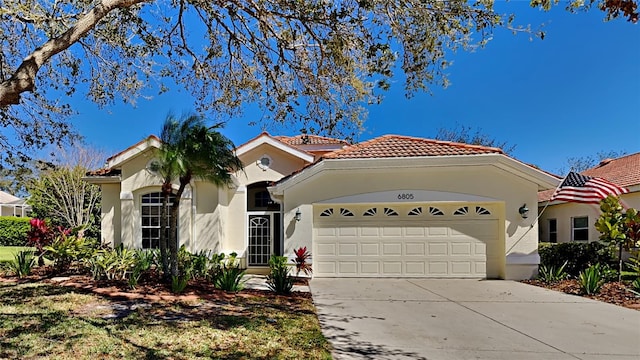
[582,152,640,188]
[537,152,640,202]
[106,135,160,162]
[275,134,349,146]
[322,135,504,159]
[85,168,122,177]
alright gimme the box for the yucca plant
[10,250,36,278]
[579,264,605,295]
[214,266,246,292]
[537,261,568,284]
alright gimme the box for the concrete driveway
[310,279,640,360]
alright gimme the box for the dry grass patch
[0,281,331,359]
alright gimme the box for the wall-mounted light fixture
[518,204,529,219]
[294,208,302,222]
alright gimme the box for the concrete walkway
[310,278,640,360]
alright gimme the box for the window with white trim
[548,219,557,243]
[572,216,589,242]
[141,192,175,249]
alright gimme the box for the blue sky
[69,3,640,174]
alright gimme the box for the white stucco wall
[276,159,544,280]
[539,191,640,243]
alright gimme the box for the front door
[248,214,272,266]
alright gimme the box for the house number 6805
[397,193,414,200]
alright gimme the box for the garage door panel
[427,242,447,255]
[339,227,358,236]
[338,243,358,256]
[404,227,425,236]
[360,227,380,236]
[450,242,472,256]
[427,227,448,236]
[405,262,425,275]
[383,243,402,255]
[361,262,380,274]
[313,204,499,278]
[317,243,336,256]
[360,243,380,256]
[406,242,426,255]
[382,262,402,274]
[382,227,402,236]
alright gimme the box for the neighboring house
[538,152,640,244]
[0,190,31,217]
[84,133,558,280]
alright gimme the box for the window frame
[140,192,175,249]
[548,218,557,243]
[571,216,589,242]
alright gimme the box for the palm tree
[153,113,243,279]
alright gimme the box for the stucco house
[538,152,640,243]
[0,190,31,217]
[85,132,558,280]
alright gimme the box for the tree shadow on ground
[316,311,429,360]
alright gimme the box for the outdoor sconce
[519,204,529,219]
[294,208,302,222]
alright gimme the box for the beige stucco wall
[539,191,640,243]
[100,183,121,247]
[224,144,311,259]
[278,161,542,280]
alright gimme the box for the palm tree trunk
[169,197,180,277]
[159,182,171,280]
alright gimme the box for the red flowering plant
[26,218,55,253]
[293,246,312,277]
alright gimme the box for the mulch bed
[0,267,311,305]
[522,279,640,310]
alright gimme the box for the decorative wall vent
[319,208,334,217]
[340,208,355,217]
[363,208,377,216]
[429,207,444,216]
[408,207,423,216]
[384,207,399,216]
[453,206,469,216]
[475,206,491,215]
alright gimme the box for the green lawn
[0,281,332,359]
[0,246,34,262]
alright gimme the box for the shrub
[267,256,294,294]
[213,253,246,292]
[293,247,312,277]
[8,250,36,278]
[26,218,57,253]
[171,274,189,294]
[539,242,615,278]
[44,231,96,272]
[0,217,31,246]
[537,261,568,284]
[579,264,605,295]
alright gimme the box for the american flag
[550,171,629,204]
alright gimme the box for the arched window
[141,192,175,249]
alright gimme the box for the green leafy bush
[8,250,36,278]
[579,264,606,295]
[213,253,246,292]
[0,217,31,246]
[537,261,568,284]
[539,242,615,278]
[44,232,96,272]
[171,274,189,294]
[267,256,294,294]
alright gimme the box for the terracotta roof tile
[322,135,504,159]
[581,152,640,188]
[275,134,349,146]
[85,168,122,177]
[106,135,160,162]
[537,152,640,202]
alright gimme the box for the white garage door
[313,203,501,278]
